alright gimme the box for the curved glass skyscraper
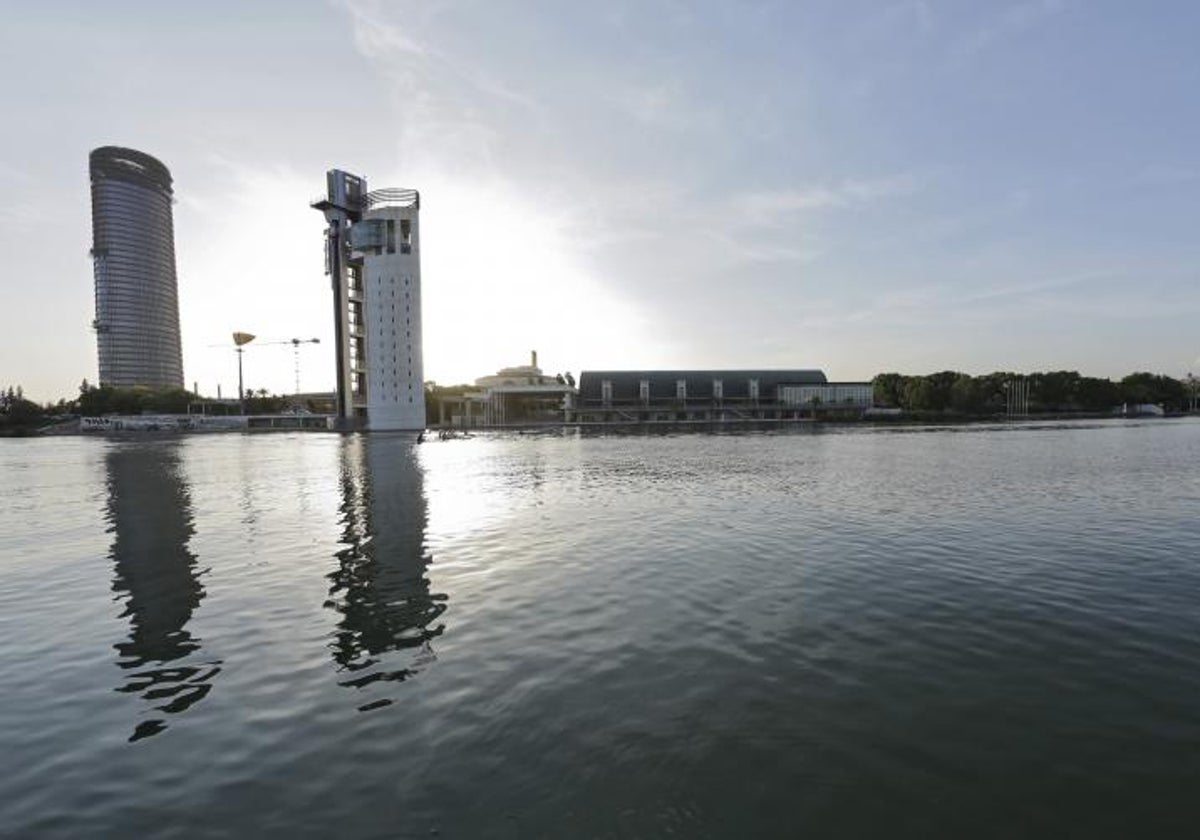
[90,146,184,389]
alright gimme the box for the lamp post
[233,331,256,414]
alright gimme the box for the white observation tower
[312,171,425,431]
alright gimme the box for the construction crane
[207,334,320,408]
[257,337,321,397]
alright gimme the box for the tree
[1,384,43,432]
[949,373,982,413]
[900,371,958,412]
[902,377,933,411]
[1077,377,1119,410]
[1120,372,1185,410]
[872,373,907,408]
[974,373,1013,414]
[77,385,194,416]
[1031,370,1080,410]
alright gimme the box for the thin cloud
[339,0,431,60]
[608,79,717,131]
[732,173,920,228]
[856,0,936,43]
[341,0,548,175]
[951,0,1067,60]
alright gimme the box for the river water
[1,421,1198,838]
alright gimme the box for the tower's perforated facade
[314,172,425,431]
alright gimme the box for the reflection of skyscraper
[327,435,446,711]
[90,146,185,388]
[106,442,218,741]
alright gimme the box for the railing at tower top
[310,188,420,211]
[363,188,420,209]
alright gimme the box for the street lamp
[233,331,256,414]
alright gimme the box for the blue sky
[2,0,1199,401]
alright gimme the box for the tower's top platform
[363,188,419,210]
[311,169,418,215]
[90,146,173,194]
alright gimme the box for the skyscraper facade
[90,146,185,389]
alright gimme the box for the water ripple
[2,422,1200,837]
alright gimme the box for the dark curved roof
[579,369,827,403]
[89,146,173,195]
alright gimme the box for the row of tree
[872,370,1197,415]
[1,382,316,433]
[76,382,195,416]
[77,382,315,416]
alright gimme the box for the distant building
[313,172,425,431]
[574,370,873,422]
[438,352,576,427]
[89,147,184,389]
[472,351,575,426]
[474,350,560,389]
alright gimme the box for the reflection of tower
[312,170,425,430]
[106,442,219,741]
[327,435,446,711]
[90,146,185,388]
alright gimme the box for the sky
[2,0,1199,402]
